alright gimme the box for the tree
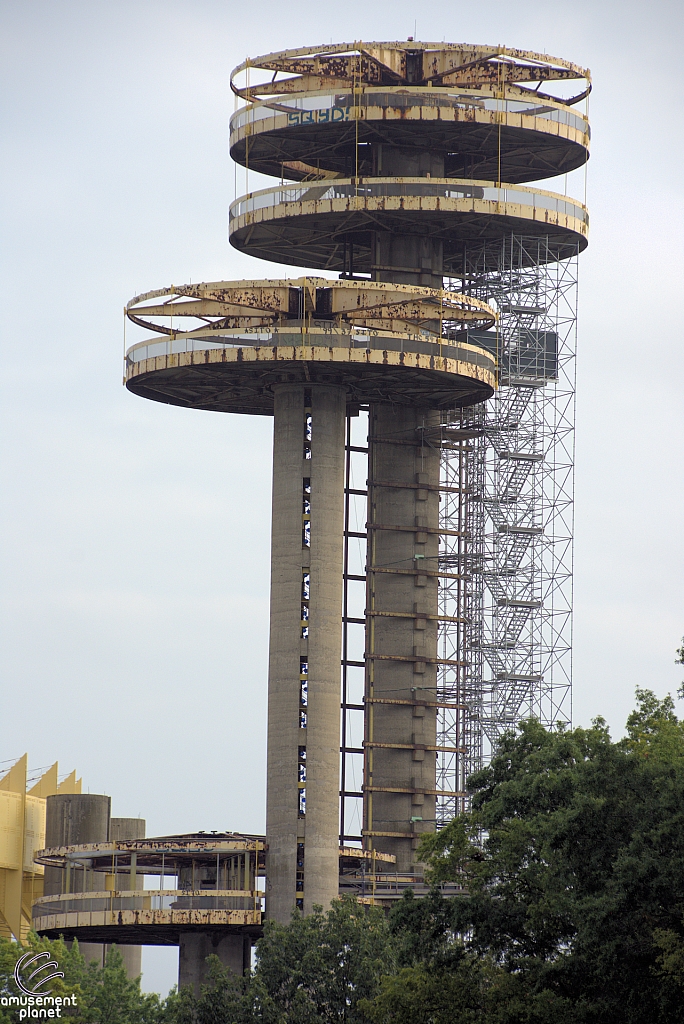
[251,896,392,1024]
[0,934,169,1023]
[79,946,165,1024]
[0,934,87,1021]
[409,690,684,1024]
[173,897,393,1024]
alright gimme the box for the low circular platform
[124,278,496,413]
[32,838,401,943]
[34,833,265,945]
[33,891,262,945]
[125,332,495,414]
[228,178,588,274]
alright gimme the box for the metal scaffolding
[436,235,579,819]
[435,404,486,824]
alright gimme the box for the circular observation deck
[32,836,401,943]
[231,42,590,184]
[230,89,589,185]
[33,834,265,945]
[124,278,497,414]
[228,178,588,276]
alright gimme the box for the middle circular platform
[229,178,588,274]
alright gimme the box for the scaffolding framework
[435,404,486,822]
[436,235,579,821]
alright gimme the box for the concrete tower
[124,41,588,922]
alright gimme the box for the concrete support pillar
[372,144,444,288]
[266,383,346,922]
[44,794,111,970]
[364,404,440,873]
[44,794,111,897]
[178,932,250,996]
[373,233,444,289]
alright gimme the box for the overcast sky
[2,0,683,993]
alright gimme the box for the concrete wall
[365,404,440,873]
[44,794,111,896]
[266,384,346,922]
[372,144,444,288]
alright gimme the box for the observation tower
[124,41,589,925]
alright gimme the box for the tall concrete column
[266,383,346,922]
[44,794,111,897]
[44,794,111,969]
[364,404,440,873]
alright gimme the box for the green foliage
[676,636,684,700]
[252,895,391,1023]
[185,896,393,1024]
[0,934,171,1023]
[180,956,248,1024]
[78,946,165,1024]
[0,933,85,1021]
[413,689,684,1023]
[675,638,684,666]
[359,962,484,1024]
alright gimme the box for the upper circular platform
[124,278,497,413]
[230,41,590,184]
[228,179,588,274]
[230,88,589,184]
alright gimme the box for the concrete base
[77,942,107,969]
[178,932,250,995]
[44,794,111,897]
[108,817,146,980]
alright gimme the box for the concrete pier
[44,793,111,901]
[179,932,250,995]
[365,404,440,873]
[266,383,346,922]
[372,143,444,289]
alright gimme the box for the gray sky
[2,0,683,993]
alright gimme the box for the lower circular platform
[33,893,262,945]
[32,841,401,945]
[125,329,496,414]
